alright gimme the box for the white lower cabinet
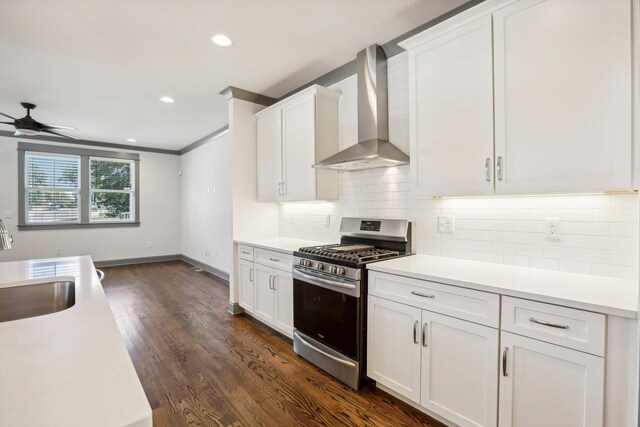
[235,244,294,338]
[422,311,499,427]
[368,296,422,403]
[254,263,276,324]
[368,295,499,427]
[499,331,604,427]
[238,259,255,312]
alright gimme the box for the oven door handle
[293,270,356,290]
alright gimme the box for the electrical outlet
[55,248,62,256]
[4,211,15,219]
[213,250,218,259]
[438,215,454,233]
[325,215,331,228]
[147,241,153,248]
[545,218,560,239]
[204,249,211,257]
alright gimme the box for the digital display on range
[360,220,381,232]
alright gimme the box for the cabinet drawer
[254,248,292,270]
[368,271,500,328]
[501,297,605,357]
[237,244,254,261]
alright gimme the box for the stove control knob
[316,263,324,270]
[299,259,306,266]
[304,260,313,267]
[337,267,346,276]
[330,266,337,274]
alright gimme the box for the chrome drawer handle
[241,250,250,255]
[497,156,504,181]
[411,291,435,299]
[413,320,419,344]
[529,317,570,330]
[269,257,280,262]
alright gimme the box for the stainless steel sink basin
[0,281,75,323]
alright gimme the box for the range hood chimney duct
[313,45,409,171]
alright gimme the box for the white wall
[0,135,181,263]
[180,132,233,273]
[278,53,640,280]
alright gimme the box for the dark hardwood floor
[102,261,444,427]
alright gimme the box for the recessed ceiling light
[159,96,175,103]
[211,34,233,47]
[127,138,137,143]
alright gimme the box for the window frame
[18,142,140,230]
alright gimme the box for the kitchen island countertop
[0,256,151,427]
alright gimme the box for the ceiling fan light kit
[0,102,78,139]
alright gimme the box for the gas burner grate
[299,245,401,263]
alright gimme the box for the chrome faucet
[0,218,13,250]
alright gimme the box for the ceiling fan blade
[0,111,16,120]
[42,123,77,130]
[41,128,79,140]
[0,121,14,125]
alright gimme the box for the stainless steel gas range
[292,217,411,390]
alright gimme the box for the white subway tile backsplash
[278,167,639,280]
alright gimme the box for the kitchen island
[0,256,151,427]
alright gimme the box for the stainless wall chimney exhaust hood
[313,45,409,171]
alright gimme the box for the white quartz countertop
[0,256,151,427]
[234,237,329,254]
[368,255,639,319]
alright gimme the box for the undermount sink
[0,281,76,323]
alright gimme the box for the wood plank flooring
[102,261,444,427]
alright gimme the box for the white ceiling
[0,0,467,151]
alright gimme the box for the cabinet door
[407,14,494,197]
[273,268,293,337]
[253,264,275,324]
[367,296,422,403]
[281,94,317,201]
[499,331,604,427]
[257,108,283,202]
[493,0,632,193]
[238,259,255,312]
[421,311,499,427]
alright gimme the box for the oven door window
[293,278,359,360]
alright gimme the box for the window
[18,142,140,229]
[90,158,135,222]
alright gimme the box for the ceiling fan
[0,102,78,139]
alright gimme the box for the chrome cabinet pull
[502,347,508,377]
[529,317,570,330]
[411,291,435,299]
[485,157,491,182]
[272,276,277,290]
[249,268,254,282]
[278,182,282,196]
[241,250,250,255]
[269,257,280,262]
[497,156,503,181]
[268,275,273,289]
[282,181,286,196]
[422,323,428,347]
[413,320,419,344]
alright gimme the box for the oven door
[293,267,361,360]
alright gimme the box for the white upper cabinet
[404,14,495,197]
[256,108,283,202]
[493,0,632,194]
[256,85,340,202]
[401,0,635,196]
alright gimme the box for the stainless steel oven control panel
[293,256,361,281]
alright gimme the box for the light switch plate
[438,215,454,233]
